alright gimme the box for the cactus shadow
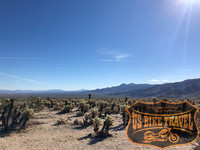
[56,111,66,115]
[73,125,89,130]
[110,124,126,131]
[77,134,91,141]
[78,133,106,145]
[0,131,8,137]
[88,137,105,145]
[0,128,23,137]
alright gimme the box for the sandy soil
[0,108,198,150]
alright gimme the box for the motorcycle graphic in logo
[126,100,199,149]
[144,127,179,143]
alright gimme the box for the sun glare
[182,0,200,4]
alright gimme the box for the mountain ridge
[0,78,200,98]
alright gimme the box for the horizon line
[0,77,199,91]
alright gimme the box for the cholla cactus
[84,104,90,114]
[112,106,119,114]
[22,108,34,119]
[98,101,104,117]
[121,105,129,125]
[21,108,34,128]
[5,98,10,104]
[104,107,111,116]
[50,100,54,108]
[80,101,89,115]
[84,113,92,125]
[151,97,158,103]
[88,100,97,108]
[62,105,71,113]
[98,115,114,137]
[105,115,114,126]
[99,101,109,117]
[90,107,99,118]
[0,99,35,132]
[125,96,128,102]
[56,118,66,125]
[111,102,116,111]
[88,93,92,99]
[92,116,102,134]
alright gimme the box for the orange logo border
[125,100,199,149]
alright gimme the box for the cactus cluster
[0,99,34,132]
[121,105,129,125]
[98,101,109,117]
[61,103,74,114]
[92,116,102,134]
[79,101,90,115]
[96,115,114,137]
[83,107,99,126]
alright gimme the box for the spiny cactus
[99,101,109,117]
[111,102,116,112]
[121,105,129,125]
[88,100,97,108]
[88,93,92,99]
[125,96,128,102]
[112,106,119,114]
[80,101,89,115]
[90,107,99,118]
[0,99,34,132]
[98,115,114,137]
[61,104,73,113]
[151,97,158,103]
[83,113,92,125]
[92,116,102,134]
[104,107,111,116]
[20,108,34,128]
[50,100,54,108]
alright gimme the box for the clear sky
[0,0,200,90]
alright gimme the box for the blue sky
[0,0,200,90]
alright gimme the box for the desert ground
[0,107,198,150]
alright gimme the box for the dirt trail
[0,108,198,150]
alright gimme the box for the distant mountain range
[0,89,85,94]
[0,78,200,98]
